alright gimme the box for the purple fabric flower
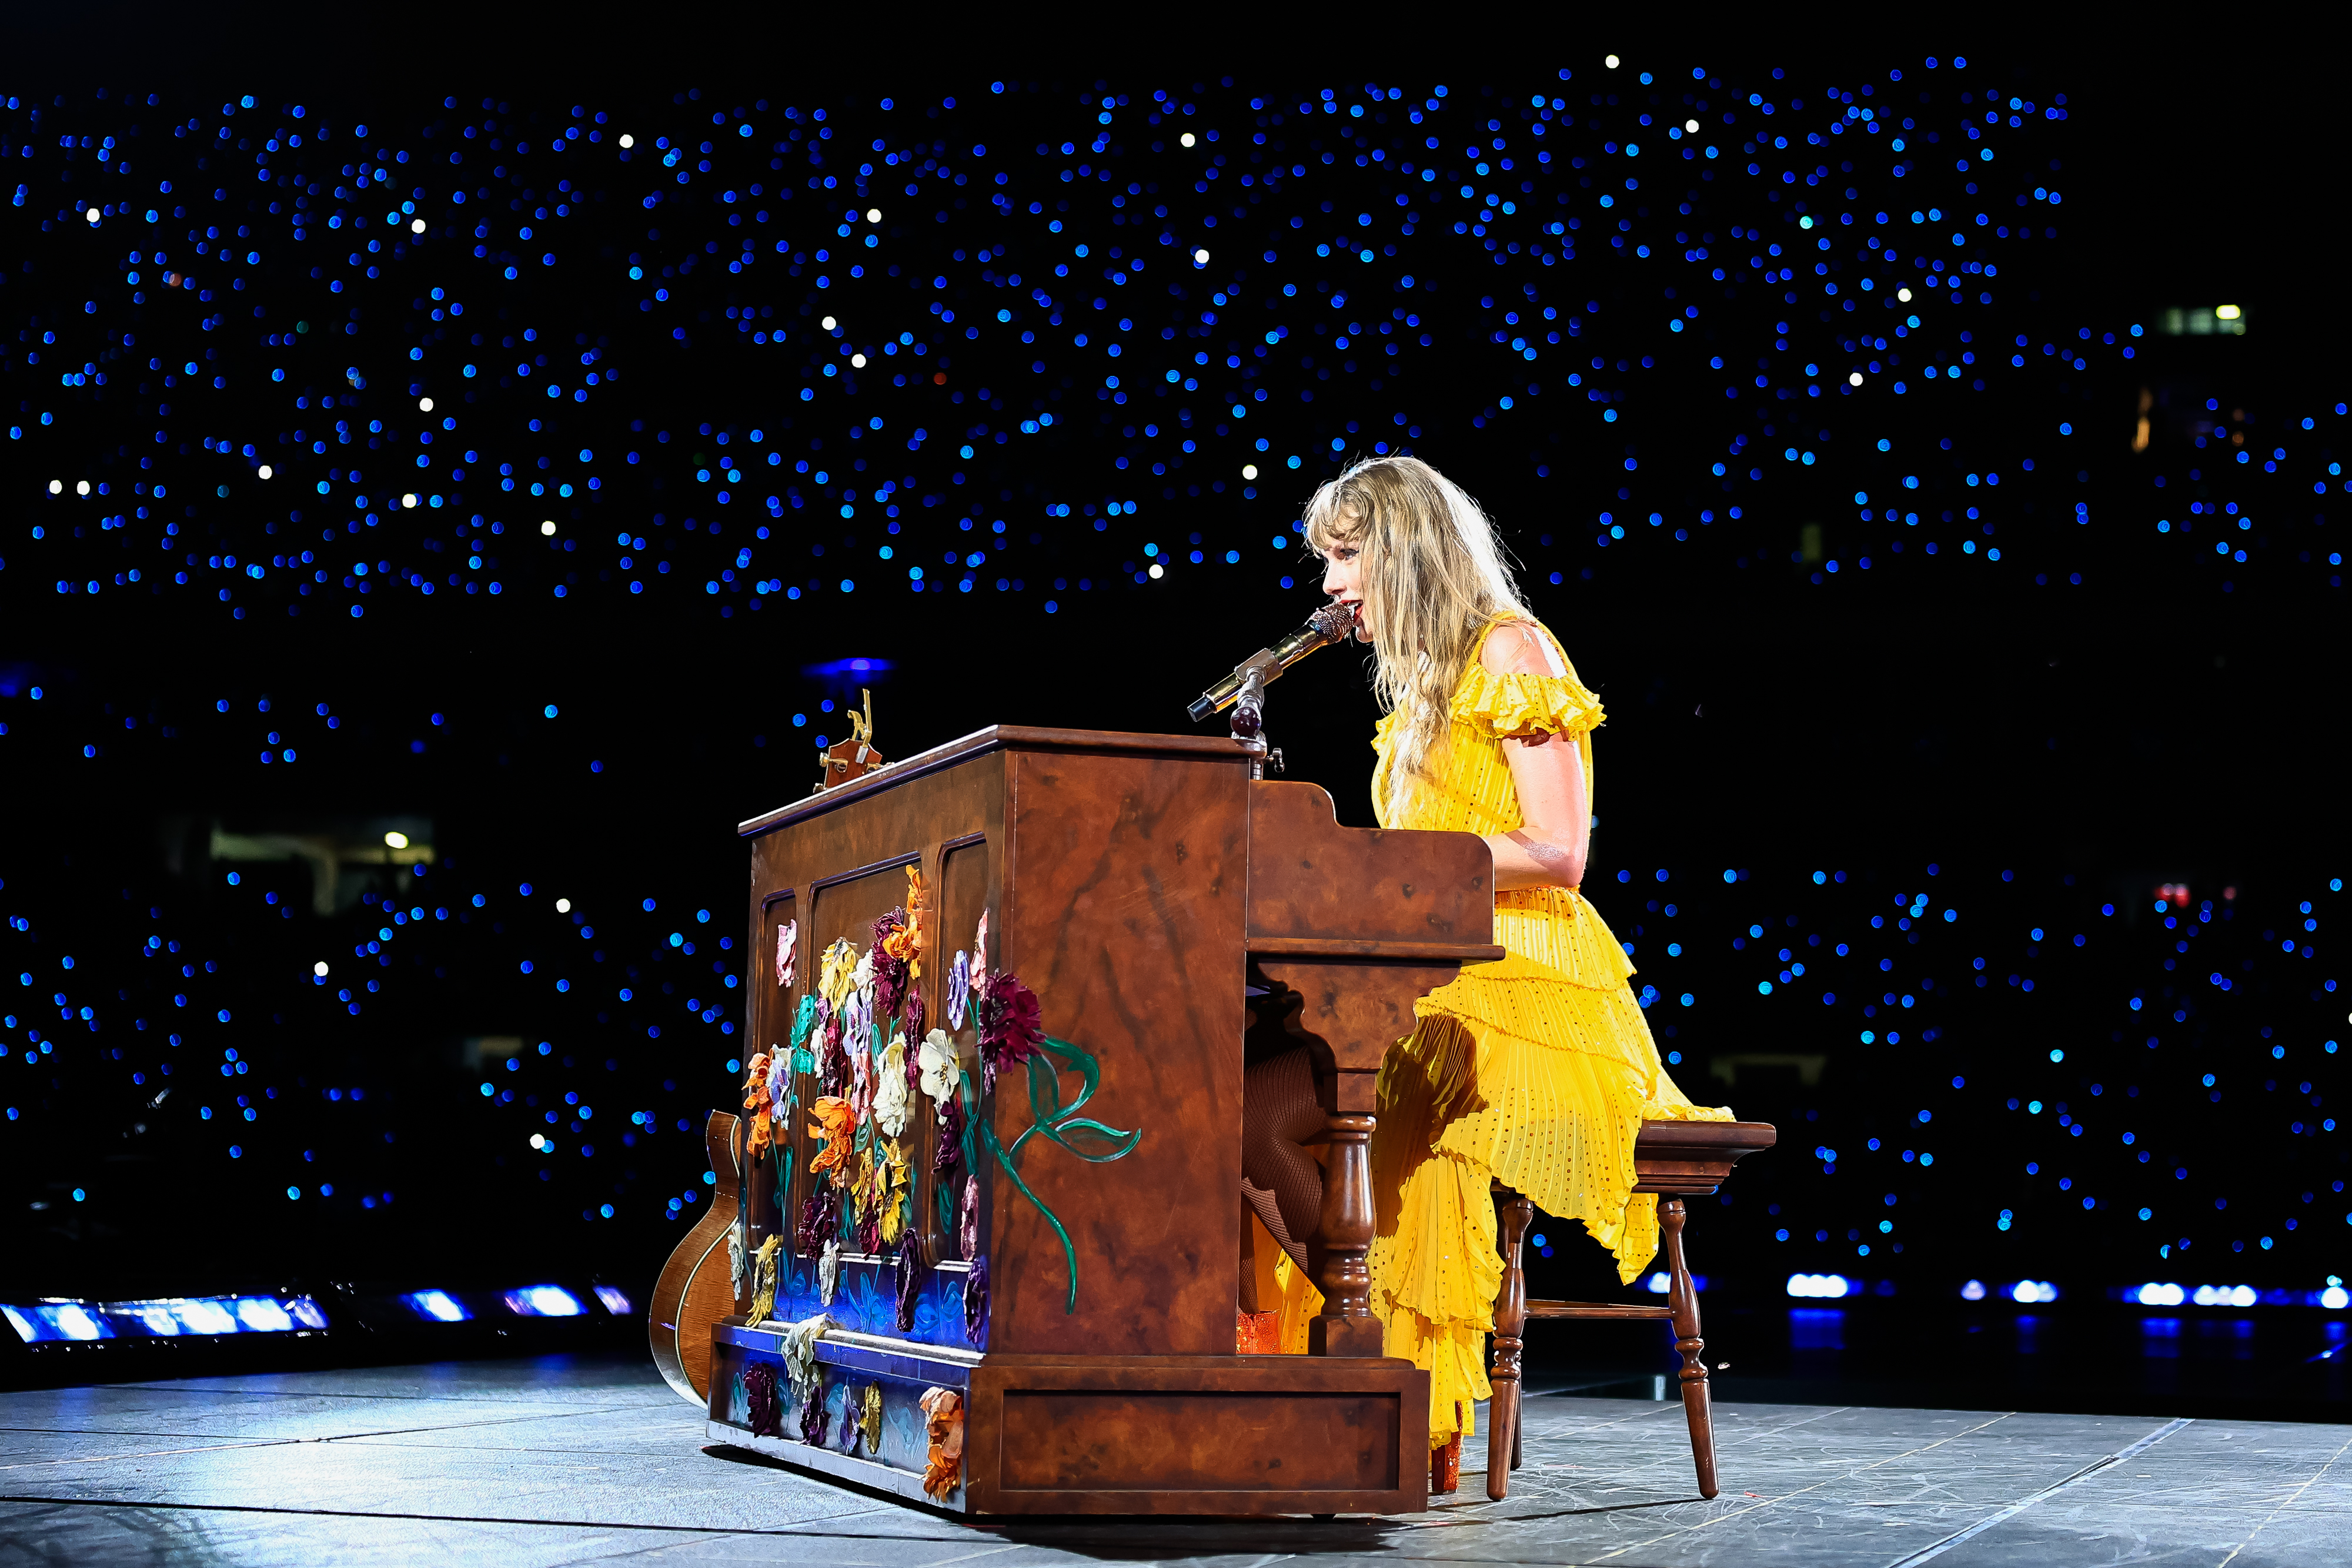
[959,1172,980,1262]
[896,1232,928,1333]
[899,977,925,1042]
[857,1210,881,1258]
[973,972,1044,1094]
[796,1186,839,1259]
[933,1095,964,1178]
[944,953,971,1032]
[964,1256,989,1349]
[799,1379,829,1447]
[870,908,908,1022]
[744,1361,782,1439]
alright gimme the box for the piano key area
[2,1352,2343,1566]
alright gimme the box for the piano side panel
[996,747,1248,1359]
[1244,780,1494,950]
[748,754,1006,1282]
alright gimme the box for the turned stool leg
[1660,1198,1718,1500]
[1486,1187,1533,1501]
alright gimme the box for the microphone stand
[1188,600,1358,781]
[1228,664,1277,780]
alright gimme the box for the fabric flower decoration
[749,1234,783,1323]
[848,1144,876,1225]
[918,1028,960,1106]
[920,1386,965,1499]
[933,1095,964,1177]
[781,1313,834,1442]
[896,1231,928,1333]
[741,1052,776,1155]
[795,1186,838,1258]
[745,1361,783,1439]
[846,1022,874,1125]
[798,1383,829,1448]
[858,1382,884,1457]
[870,909,907,1022]
[818,938,858,1009]
[851,946,876,1009]
[776,919,797,991]
[960,1172,981,1262]
[817,1237,841,1306]
[963,1256,989,1348]
[898,977,925,1041]
[901,864,928,977]
[807,1096,856,1186]
[857,1209,881,1258]
[873,1034,912,1138]
[944,952,970,1031]
[842,983,870,1048]
[764,1047,792,1116]
[880,1141,913,1247]
[971,911,990,991]
[973,971,1045,1093]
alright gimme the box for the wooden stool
[1484,1119,1776,1502]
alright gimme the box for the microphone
[1185,600,1360,724]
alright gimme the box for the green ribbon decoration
[977,1035,1143,1314]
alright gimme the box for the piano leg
[1307,1112,1384,1357]
[1661,1197,1720,1500]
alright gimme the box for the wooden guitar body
[647,1110,743,1405]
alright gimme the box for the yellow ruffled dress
[1363,618,1731,1449]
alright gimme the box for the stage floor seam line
[1880,1415,2192,1568]
[2214,1427,2352,1568]
[1558,1410,2022,1560]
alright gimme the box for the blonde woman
[1305,454,1731,1485]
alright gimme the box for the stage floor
[1,1352,2343,1566]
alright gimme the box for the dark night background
[1,15,2344,1405]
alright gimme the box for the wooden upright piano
[673,724,1509,1516]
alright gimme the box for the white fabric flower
[818,1239,841,1306]
[918,1028,960,1105]
[874,1034,913,1138]
[851,946,876,1004]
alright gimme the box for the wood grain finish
[647,1111,742,1406]
[965,1354,1426,1515]
[705,728,1502,1513]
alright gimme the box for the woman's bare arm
[1479,623,1591,891]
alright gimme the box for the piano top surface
[739,724,1253,838]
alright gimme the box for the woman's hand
[1480,623,1591,892]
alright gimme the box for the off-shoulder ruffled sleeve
[1449,666,1605,741]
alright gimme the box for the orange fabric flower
[742,1052,775,1155]
[920,1386,964,1499]
[807,1095,856,1183]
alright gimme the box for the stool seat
[1477,1119,1776,1503]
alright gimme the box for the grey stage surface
[0,1353,2344,1566]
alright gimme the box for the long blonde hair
[1301,455,1526,808]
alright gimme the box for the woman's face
[1317,531,1370,638]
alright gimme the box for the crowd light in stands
[2134,1282,2188,1305]
[1786,1273,1855,1299]
[0,69,2346,1301]
[2010,1280,2060,1303]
